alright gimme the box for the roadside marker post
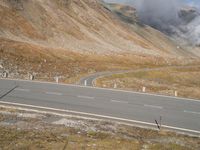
[84,80,87,86]
[114,83,117,89]
[55,77,59,83]
[160,116,162,129]
[175,91,178,97]
[30,75,34,80]
[142,87,146,92]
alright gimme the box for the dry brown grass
[0,106,199,150]
[0,0,196,58]
[1,0,199,85]
[1,37,187,83]
[96,65,200,100]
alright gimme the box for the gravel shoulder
[0,105,199,150]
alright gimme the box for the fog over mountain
[105,0,200,46]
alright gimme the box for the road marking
[1,78,200,103]
[45,92,63,96]
[144,104,163,109]
[77,95,94,99]
[15,88,30,92]
[0,100,200,136]
[111,100,128,104]
[184,110,200,115]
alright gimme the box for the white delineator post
[55,77,59,83]
[142,87,146,92]
[84,80,87,86]
[114,83,117,89]
[175,91,178,97]
[30,75,34,80]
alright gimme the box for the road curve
[78,70,130,86]
[0,78,200,136]
[78,65,200,87]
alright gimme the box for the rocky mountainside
[0,0,198,80]
[0,0,192,56]
[105,2,197,57]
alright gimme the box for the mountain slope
[0,0,192,57]
[0,0,198,81]
[105,2,198,57]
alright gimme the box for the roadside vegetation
[0,106,199,150]
[96,65,200,100]
[0,38,187,83]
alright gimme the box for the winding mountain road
[78,65,199,87]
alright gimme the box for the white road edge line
[0,101,200,135]
[144,104,163,109]
[77,95,94,99]
[111,100,128,104]
[15,88,30,92]
[184,110,200,115]
[45,92,63,96]
[1,78,200,103]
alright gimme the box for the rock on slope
[0,0,191,57]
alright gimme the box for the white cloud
[104,0,200,45]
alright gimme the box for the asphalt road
[0,79,200,135]
[78,70,129,86]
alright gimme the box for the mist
[104,0,200,46]
[132,0,182,30]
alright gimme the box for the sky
[185,0,199,4]
[185,0,200,8]
[105,0,200,6]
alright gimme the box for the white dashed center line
[110,100,128,104]
[184,110,200,115]
[15,88,30,92]
[77,95,94,99]
[144,104,163,109]
[45,92,63,96]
